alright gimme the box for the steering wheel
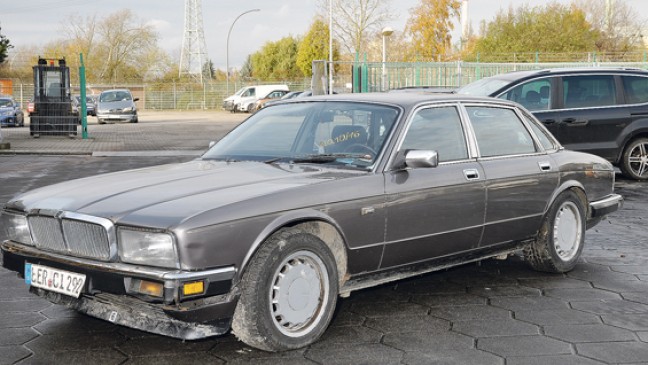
[344,144,377,157]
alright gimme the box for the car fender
[237,208,349,286]
[615,116,648,163]
[543,179,587,217]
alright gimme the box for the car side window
[563,75,616,108]
[499,79,552,111]
[467,106,537,157]
[401,106,468,162]
[622,76,648,104]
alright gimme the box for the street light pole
[226,8,260,96]
[381,27,394,92]
[328,0,334,95]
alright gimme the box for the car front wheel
[620,138,648,180]
[524,190,586,273]
[232,227,338,352]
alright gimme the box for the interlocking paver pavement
[1,111,647,364]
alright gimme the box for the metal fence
[4,60,648,109]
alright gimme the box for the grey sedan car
[1,93,622,351]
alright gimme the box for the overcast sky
[2,0,648,69]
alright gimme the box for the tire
[232,227,339,352]
[524,190,586,273]
[247,104,255,113]
[620,138,648,180]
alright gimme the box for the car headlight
[1,211,33,246]
[118,228,178,268]
[0,110,10,116]
[122,107,134,112]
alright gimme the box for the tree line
[0,0,646,84]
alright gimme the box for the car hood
[6,160,363,228]
[97,100,134,109]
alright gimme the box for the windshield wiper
[291,153,371,164]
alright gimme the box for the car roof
[100,89,131,94]
[488,67,648,81]
[296,91,513,109]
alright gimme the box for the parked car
[72,95,97,123]
[253,89,290,111]
[458,67,648,180]
[222,84,289,113]
[96,89,138,124]
[1,93,622,351]
[0,96,25,127]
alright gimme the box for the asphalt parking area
[0,155,647,365]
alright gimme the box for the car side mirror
[392,150,439,170]
[133,98,140,102]
[405,150,439,168]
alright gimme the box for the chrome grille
[29,216,66,252]
[27,215,111,261]
[62,219,110,260]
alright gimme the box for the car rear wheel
[524,190,585,273]
[620,138,648,180]
[232,227,338,352]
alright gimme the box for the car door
[464,104,559,247]
[381,104,486,269]
[555,74,627,161]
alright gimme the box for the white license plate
[25,263,86,298]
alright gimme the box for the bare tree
[317,0,395,56]
[94,10,158,81]
[573,0,646,54]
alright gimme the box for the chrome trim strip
[2,241,236,282]
[349,212,543,250]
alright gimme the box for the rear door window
[466,106,537,157]
[563,75,616,108]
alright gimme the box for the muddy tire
[232,227,338,352]
[620,138,648,180]
[524,190,586,273]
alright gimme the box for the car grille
[28,216,111,261]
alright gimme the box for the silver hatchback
[96,89,138,124]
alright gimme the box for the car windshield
[0,99,12,107]
[100,91,132,102]
[458,77,510,96]
[202,101,400,170]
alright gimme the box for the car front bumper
[96,113,136,122]
[0,115,19,126]
[1,240,239,340]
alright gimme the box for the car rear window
[622,75,648,104]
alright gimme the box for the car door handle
[542,119,557,125]
[538,162,552,171]
[563,118,588,126]
[463,169,480,180]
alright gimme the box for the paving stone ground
[0,112,647,364]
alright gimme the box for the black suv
[459,68,648,180]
